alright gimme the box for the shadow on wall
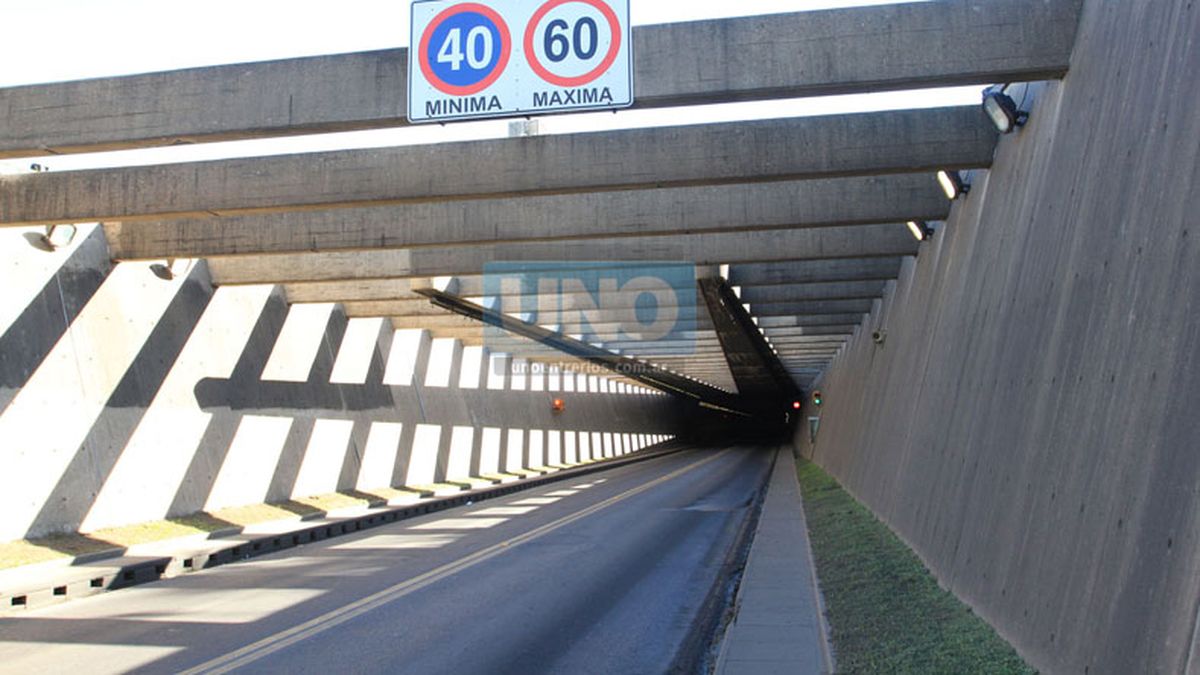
[0,254,684,542]
[0,226,111,414]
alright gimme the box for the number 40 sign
[408,0,633,123]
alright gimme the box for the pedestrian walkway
[716,446,834,674]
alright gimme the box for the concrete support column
[83,282,275,531]
[0,260,201,540]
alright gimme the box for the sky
[0,0,979,173]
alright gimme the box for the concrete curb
[677,445,771,675]
[713,445,836,674]
[0,443,682,615]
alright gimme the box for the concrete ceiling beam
[727,258,904,286]
[0,107,994,227]
[103,174,946,260]
[0,0,1080,158]
[735,280,888,303]
[203,225,918,285]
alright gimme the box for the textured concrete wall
[795,3,1199,674]
[0,224,111,413]
[0,239,685,542]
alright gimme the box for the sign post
[409,0,632,123]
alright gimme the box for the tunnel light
[906,220,933,242]
[150,258,193,281]
[792,400,802,410]
[40,224,77,250]
[936,170,969,200]
[982,85,1028,134]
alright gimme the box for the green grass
[796,460,1035,675]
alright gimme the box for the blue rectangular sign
[482,261,696,357]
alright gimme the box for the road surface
[0,446,773,674]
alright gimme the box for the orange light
[552,398,565,412]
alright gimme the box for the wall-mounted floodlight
[40,224,77,250]
[150,258,192,281]
[937,170,970,200]
[906,220,933,242]
[982,85,1028,134]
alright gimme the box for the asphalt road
[0,446,773,674]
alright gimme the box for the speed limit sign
[409,0,632,123]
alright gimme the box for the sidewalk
[0,445,679,616]
[716,446,834,674]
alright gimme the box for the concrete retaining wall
[0,234,686,542]
[794,3,1200,674]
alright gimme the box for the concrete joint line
[179,447,732,675]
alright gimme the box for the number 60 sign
[409,0,633,123]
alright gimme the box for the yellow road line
[180,447,732,675]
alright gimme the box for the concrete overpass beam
[0,0,1080,158]
[728,258,905,286]
[204,225,918,285]
[102,174,947,260]
[0,107,994,227]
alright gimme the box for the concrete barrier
[0,233,687,542]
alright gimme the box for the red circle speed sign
[523,0,622,88]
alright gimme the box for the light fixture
[937,170,969,200]
[982,85,1028,134]
[39,224,77,250]
[906,220,933,242]
[792,400,802,410]
[150,258,193,281]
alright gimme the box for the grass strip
[796,460,1033,675]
